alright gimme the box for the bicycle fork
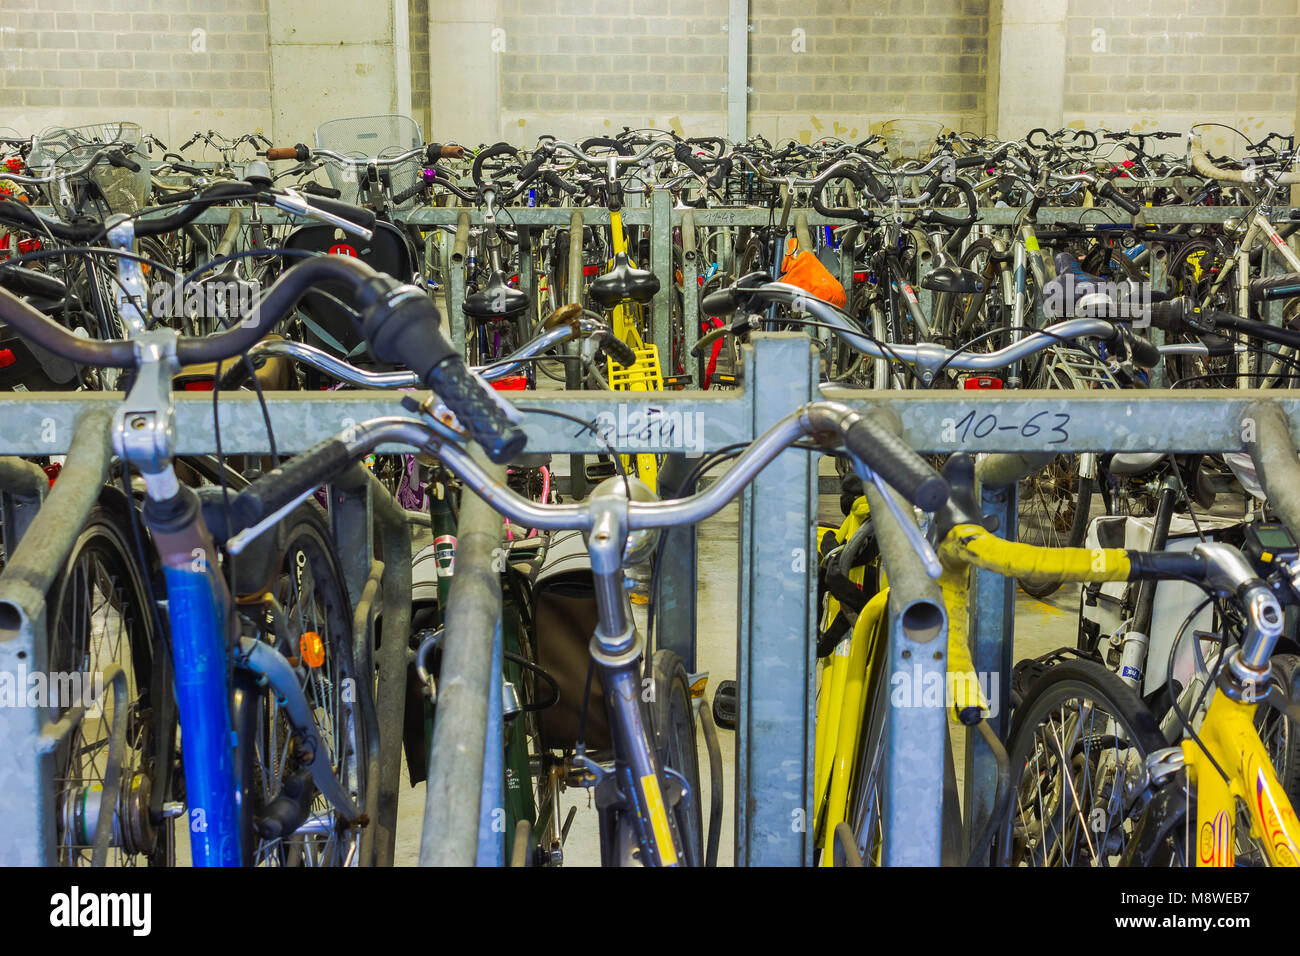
[581,486,688,867]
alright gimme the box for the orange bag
[779,238,847,308]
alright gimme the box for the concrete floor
[392,456,1082,866]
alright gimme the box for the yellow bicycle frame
[605,207,659,490]
[1184,694,1300,866]
[937,521,1300,867]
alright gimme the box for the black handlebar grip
[953,154,988,170]
[843,415,949,512]
[108,150,142,173]
[1026,128,1052,150]
[579,136,632,156]
[921,178,978,228]
[391,180,428,205]
[701,287,741,317]
[299,194,377,232]
[600,332,637,368]
[674,142,707,175]
[1250,271,1300,302]
[471,142,518,187]
[1123,330,1161,369]
[229,437,354,531]
[171,162,206,176]
[1097,179,1141,215]
[707,157,733,190]
[298,180,342,199]
[543,170,579,195]
[426,358,527,464]
[1144,298,1188,333]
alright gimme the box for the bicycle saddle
[1108,452,1165,476]
[588,253,660,309]
[920,266,985,295]
[463,270,529,320]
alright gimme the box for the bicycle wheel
[997,660,1166,867]
[50,493,177,867]
[1257,653,1300,808]
[234,505,366,866]
[648,648,704,867]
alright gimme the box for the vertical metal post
[651,188,673,360]
[655,454,697,671]
[735,334,817,866]
[0,410,113,866]
[566,210,588,500]
[726,0,749,144]
[681,210,700,365]
[476,620,505,866]
[449,208,470,357]
[963,471,1019,859]
[863,481,948,867]
[420,450,506,866]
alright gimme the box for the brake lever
[851,453,943,578]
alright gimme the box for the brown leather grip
[265,147,298,161]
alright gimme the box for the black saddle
[588,253,659,309]
[920,266,984,295]
[463,270,529,320]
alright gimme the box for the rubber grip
[600,332,637,368]
[1124,330,1162,369]
[229,437,353,530]
[543,170,579,195]
[1098,179,1141,215]
[1250,271,1300,302]
[265,147,298,161]
[844,415,949,512]
[953,154,987,170]
[108,151,141,173]
[674,142,707,175]
[707,158,732,190]
[171,163,206,176]
[303,195,376,231]
[426,358,527,464]
[701,287,740,317]
[299,181,343,200]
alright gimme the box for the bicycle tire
[648,648,704,867]
[232,503,366,867]
[996,659,1166,867]
[49,492,177,867]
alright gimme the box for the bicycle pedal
[662,374,692,388]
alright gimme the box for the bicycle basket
[28,121,149,213]
[314,114,423,209]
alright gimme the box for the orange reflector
[300,631,325,668]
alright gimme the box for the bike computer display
[1242,519,1300,574]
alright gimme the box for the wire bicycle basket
[314,114,424,210]
[28,121,150,213]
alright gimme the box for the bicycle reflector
[962,376,1003,390]
[299,631,326,669]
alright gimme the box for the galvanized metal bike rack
[3,333,1300,865]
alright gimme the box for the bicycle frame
[1183,693,1300,866]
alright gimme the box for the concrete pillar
[428,0,501,146]
[266,0,407,142]
[986,0,1068,138]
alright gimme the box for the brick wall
[748,0,988,144]
[1063,0,1300,149]
[0,0,272,147]
[498,0,729,143]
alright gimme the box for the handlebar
[0,255,528,464]
[224,400,949,539]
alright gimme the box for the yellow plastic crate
[607,345,663,392]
